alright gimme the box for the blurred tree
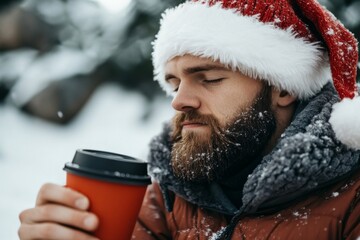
[0,0,19,10]
[99,0,185,101]
[0,3,57,103]
[0,0,359,124]
[1,0,183,123]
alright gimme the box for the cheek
[209,96,242,125]
[201,78,263,122]
[210,89,258,125]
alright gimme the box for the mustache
[171,111,221,141]
[173,111,217,124]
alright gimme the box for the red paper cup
[64,149,151,240]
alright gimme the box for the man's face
[165,55,276,182]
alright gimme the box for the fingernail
[75,198,88,209]
[84,216,96,228]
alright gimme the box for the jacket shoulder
[231,169,360,239]
[337,169,360,239]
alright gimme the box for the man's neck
[262,101,297,156]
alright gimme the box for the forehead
[165,55,228,73]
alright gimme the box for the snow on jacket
[132,83,360,239]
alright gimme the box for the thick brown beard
[171,84,276,183]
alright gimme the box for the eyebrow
[165,64,230,82]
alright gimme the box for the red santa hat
[152,0,360,150]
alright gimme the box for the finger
[18,222,100,240]
[36,183,89,210]
[19,204,99,232]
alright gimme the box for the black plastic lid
[63,149,151,185]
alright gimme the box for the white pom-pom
[329,97,360,150]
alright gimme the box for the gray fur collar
[148,83,360,215]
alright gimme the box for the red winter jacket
[133,169,360,239]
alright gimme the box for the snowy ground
[0,83,173,240]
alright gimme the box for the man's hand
[18,183,100,240]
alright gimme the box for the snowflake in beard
[170,84,276,183]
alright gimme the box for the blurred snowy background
[0,84,173,239]
[0,0,359,239]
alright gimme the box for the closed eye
[203,78,225,84]
[172,78,225,92]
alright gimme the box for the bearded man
[19,0,360,239]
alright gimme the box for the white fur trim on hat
[329,96,360,150]
[152,1,331,99]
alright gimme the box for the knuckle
[71,230,93,240]
[38,205,52,219]
[18,209,28,222]
[17,225,26,239]
[38,183,50,199]
[67,230,80,240]
[39,223,56,238]
[63,189,78,203]
[38,183,52,196]
[65,187,84,201]
[59,205,82,225]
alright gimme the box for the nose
[171,82,201,112]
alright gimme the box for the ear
[272,89,297,107]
